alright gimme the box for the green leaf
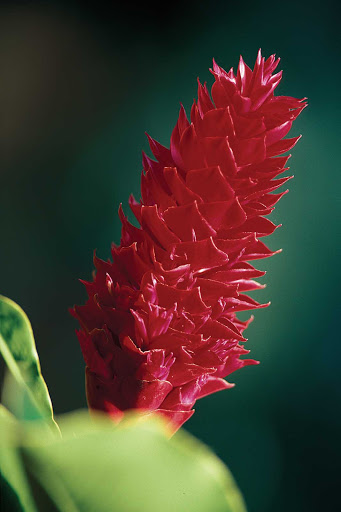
[0,405,37,512]
[0,295,59,434]
[20,411,247,512]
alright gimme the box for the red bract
[72,51,306,433]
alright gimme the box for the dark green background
[1,1,340,510]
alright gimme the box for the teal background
[1,1,340,510]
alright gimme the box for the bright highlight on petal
[72,51,306,433]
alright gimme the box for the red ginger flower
[72,50,306,433]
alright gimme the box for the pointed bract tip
[211,58,221,75]
[92,248,98,262]
[145,132,155,147]
[68,306,75,316]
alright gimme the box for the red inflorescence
[72,51,306,433]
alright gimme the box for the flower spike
[72,51,306,433]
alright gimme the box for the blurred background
[0,0,340,510]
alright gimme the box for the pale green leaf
[20,411,247,512]
[0,295,59,434]
[0,405,37,512]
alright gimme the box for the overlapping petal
[72,51,306,433]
